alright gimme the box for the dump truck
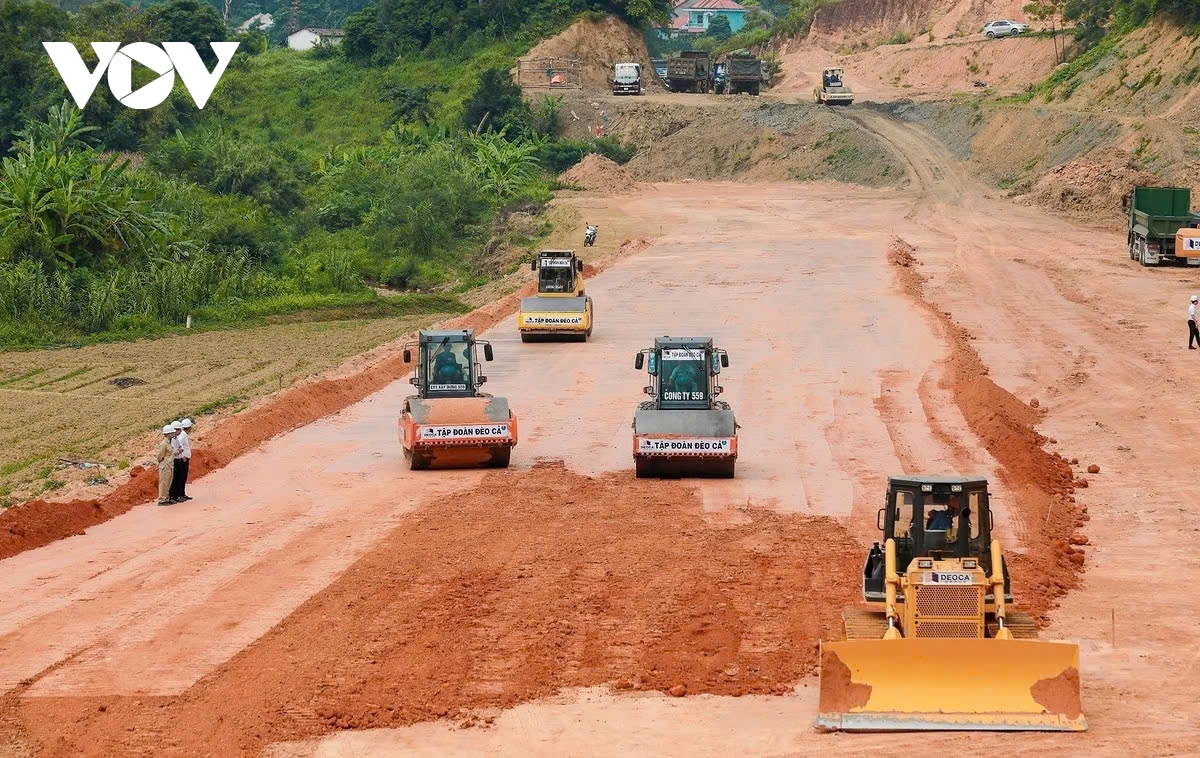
[813,68,854,105]
[631,337,736,478]
[816,475,1086,732]
[517,250,593,342]
[1125,186,1200,267]
[398,329,517,470]
[611,62,643,95]
[667,51,712,93]
[725,52,762,95]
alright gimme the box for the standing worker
[170,419,193,502]
[157,425,176,506]
[1189,295,1198,350]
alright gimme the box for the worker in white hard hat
[1189,295,1198,350]
[170,418,194,502]
[157,425,177,506]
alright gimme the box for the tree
[1023,0,1066,62]
[1063,0,1112,49]
[705,14,733,41]
[461,68,525,134]
[146,0,228,64]
[0,0,71,151]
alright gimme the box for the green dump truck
[725,53,762,95]
[1125,186,1200,267]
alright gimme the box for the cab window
[893,490,914,538]
[968,490,982,538]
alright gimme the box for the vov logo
[43,42,240,110]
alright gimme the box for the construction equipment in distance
[631,337,736,478]
[666,51,713,93]
[815,475,1086,732]
[611,62,643,95]
[1124,186,1200,266]
[813,68,854,105]
[517,250,593,342]
[398,329,517,470]
[724,51,763,95]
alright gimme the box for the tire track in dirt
[887,237,1085,620]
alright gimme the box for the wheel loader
[631,337,737,478]
[813,68,854,105]
[397,329,517,470]
[815,475,1086,732]
[517,250,593,342]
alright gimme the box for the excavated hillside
[519,16,657,94]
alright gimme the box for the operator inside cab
[666,358,702,395]
[540,263,574,293]
[431,347,466,384]
[925,494,966,544]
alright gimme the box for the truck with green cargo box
[724,53,762,95]
[1125,186,1200,267]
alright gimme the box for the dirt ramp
[519,16,654,93]
[6,463,862,755]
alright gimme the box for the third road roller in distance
[815,475,1086,732]
[517,250,593,342]
[631,336,737,478]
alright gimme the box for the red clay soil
[889,237,1086,621]
[0,240,649,563]
[2,462,861,757]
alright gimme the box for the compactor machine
[517,250,593,342]
[398,329,517,469]
[816,475,1086,732]
[813,68,854,105]
[631,337,736,478]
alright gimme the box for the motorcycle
[584,223,598,247]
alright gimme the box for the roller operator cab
[815,475,1086,733]
[397,329,517,470]
[631,337,737,478]
[517,250,594,342]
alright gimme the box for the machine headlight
[951,484,963,492]
[918,559,933,569]
[962,559,977,569]
[921,484,933,492]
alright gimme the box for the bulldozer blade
[815,638,1086,732]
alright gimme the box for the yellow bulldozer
[816,475,1086,732]
[517,250,593,342]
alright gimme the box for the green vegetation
[0,0,647,349]
[879,30,913,46]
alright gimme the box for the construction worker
[157,425,176,506]
[171,419,193,502]
[667,360,702,396]
[1189,295,1198,349]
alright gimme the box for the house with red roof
[669,0,750,35]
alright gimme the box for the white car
[982,20,1029,37]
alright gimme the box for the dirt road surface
[3,110,1200,756]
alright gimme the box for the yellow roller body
[815,637,1086,732]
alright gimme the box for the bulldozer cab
[402,329,493,398]
[634,336,729,411]
[530,250,584,296]
[865,475,1011,602]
